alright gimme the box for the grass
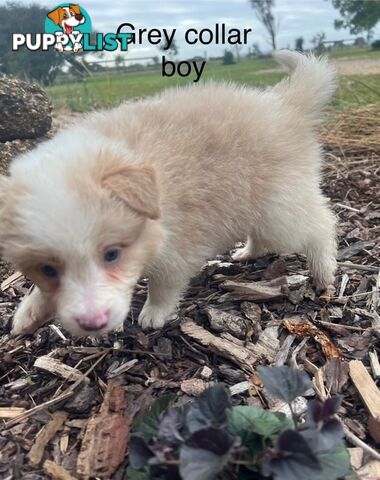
[333,75,380,108]
[327,46,380,59]
[47,50,380,113]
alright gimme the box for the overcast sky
[4,0,380,60]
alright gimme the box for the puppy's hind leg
[232,233,267,262]
[304,205,337,292]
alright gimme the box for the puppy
[47,4,85,35]
[0,51,337,337]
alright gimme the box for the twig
[0,271,24,291]
[343,425,380,461]
[275,334,295,366]
[318,320,366,332]
[338,261,380,273]
[335,203,360,213]
[339,273,350,298]
[49,324,68,341]
[3,351,108,428]
[289,337,309,369]
[331,291,373,300]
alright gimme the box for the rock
[240,302,262,323]
[218,364,247,383]
[357,460,380,478]
[0,76,52,142]
[199,366,213,380]
[205,307,248,339]
[64,384,97,414]
[181,378,209,396]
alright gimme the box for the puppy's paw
[138,302,175,331]
[232,246,255,262]
[12,300,41,336]
[316,283,336,301]
[12,292,54,336]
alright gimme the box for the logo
[45,3,91,52]
[12,3,131,53]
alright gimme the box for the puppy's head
[0,141,162,336]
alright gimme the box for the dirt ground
[0,105,379,479]
[333,58,380,75]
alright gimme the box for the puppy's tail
[272,50,336,124]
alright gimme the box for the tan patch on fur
[11,249,64,293]
[103,164,160,220]
[116,220,164,279]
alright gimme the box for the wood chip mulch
[0,104,379,479]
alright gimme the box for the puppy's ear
[47,7,63,25]
[103,165,160,220]
[69,4,81,15]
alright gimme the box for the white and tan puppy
[0,51,337,337]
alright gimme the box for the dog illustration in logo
[47,4,85,52]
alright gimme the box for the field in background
[47,48,380,112]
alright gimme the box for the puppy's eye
[104,247,122,264]
[41,265,58,278]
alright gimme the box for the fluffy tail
[272,50,336,124]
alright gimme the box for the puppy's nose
[76,311,108,331]
[75,14,83,20]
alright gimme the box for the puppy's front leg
[138,273,187,330]
[12,287,56,335]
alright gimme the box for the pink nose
[76,311,108,331]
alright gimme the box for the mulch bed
[0,105,379,479]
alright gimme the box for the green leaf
[263,438,350,480]
[186,384,231,433]
[129,435,154,470]
[228,406,293,439]
[235,468,260,480]
[180,447,228,480]
[257,366,312,404]
[227,406,293,465]
[314,446,351,480]
[126,465,150,480]
[179,427,235,480]
[133,394,174,441]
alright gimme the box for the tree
[252,42,262,56]
[0,2,66,85]
[222,50,235,65]
[250,0,278,51]
[158,39,178,59]
[114,54,125,69]
[331,0,380,42]
[234,44,242,62]
[311,31,326,54]
[295,36,304,52]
